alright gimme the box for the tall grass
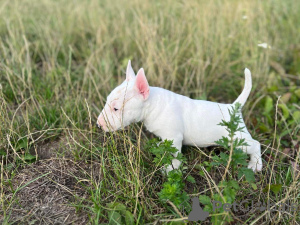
[0,0,299,224]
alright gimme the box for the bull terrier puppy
[97,60,263,173]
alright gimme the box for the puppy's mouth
[96,119,125,132]
[101,125,129,133]
[99,125,109,132]
[97,123,117,132]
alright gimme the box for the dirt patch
[30,135,75,160]
[2,159,95,224]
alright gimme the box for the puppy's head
[97,60,150,132]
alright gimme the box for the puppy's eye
[114,108,118,111]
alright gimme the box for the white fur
[97,61,263,173]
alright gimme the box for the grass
[0,0,299,224]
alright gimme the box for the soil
[2,158,92,224]
[1,136,98,224]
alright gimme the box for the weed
[199,103,256,224]
[146,139,190,211]
[212,103,255,182]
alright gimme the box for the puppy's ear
[126,60,135,81]
[135,68,149,99]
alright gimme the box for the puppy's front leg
[163,137,183,174]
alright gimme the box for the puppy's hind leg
[243,139,263,172]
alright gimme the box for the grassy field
[0,0,299,224]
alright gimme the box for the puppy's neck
[140,87,169,128]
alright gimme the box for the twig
[166,200,184,218]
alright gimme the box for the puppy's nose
[97,116,107,130]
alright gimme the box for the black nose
[96,122,101,128]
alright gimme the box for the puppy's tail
[233,68,252,108]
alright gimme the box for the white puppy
[97,61,262,173]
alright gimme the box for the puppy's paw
[160,159,182,175]
[248,159,263,172]
[161,164,173,175]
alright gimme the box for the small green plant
[199,180,240,224]
[211,103,255,182]
[146,139,183,168]
[158,169,190,209]
[199,103,256,224]
[106,202,135,225]
[146,139,191,210]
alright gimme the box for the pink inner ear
[135,70,149,99]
